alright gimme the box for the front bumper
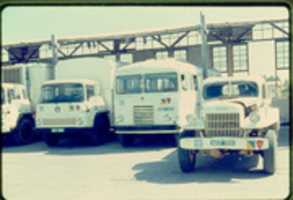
[115,125,182,134]
[36,127,93,136]
[179,137,269,150]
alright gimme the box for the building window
[276,40,289,69]
[120,54,133,64]
[174,50,187,61]
[233,44,248,72]
[212,46,227,72]
[156,51,168,59]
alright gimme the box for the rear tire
[178,147,196,173]
[44,133,59,146]
[263,130,277,174]
[89,114,110,145]
[118,134,134,147]
[13,118,34,145]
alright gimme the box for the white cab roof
[42,79,97,86]
[1,82,26,89]
[116,59,202,75]
[204,75,266,85]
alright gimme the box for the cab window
[181,74,188,91]
[193,75,198,91]
[86,85,95,100]
[7,89,16,103]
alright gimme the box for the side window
[181,74,187,91]
[7,89,15,103]
[262,84,267,99]
[193,75,198,91]
[14,88,22,100]
[86,85,95,100]
[22,89,28,99]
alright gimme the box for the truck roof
[204,75,266,85]
[42,79,97,86]
[116,59,202,75]
[1,82,26,89]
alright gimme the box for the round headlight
[249,112,260,123]
[186,114,196,124]
[163,114,172,122]
[116,115,124,123]
[76,118,84,125]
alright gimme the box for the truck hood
[203,97,259,117]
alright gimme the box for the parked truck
[113,59,218,147]
[1,64,51,109]
[1,83,35,145]
[36,58,117,146]
[177,75,280,174]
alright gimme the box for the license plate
[209,139,236,147]
[51,128,64,133]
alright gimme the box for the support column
[49,34,58,80]
[168,50,174,57]
[226,43,234,77]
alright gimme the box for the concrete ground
[2,126,291,200]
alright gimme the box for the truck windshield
[116,75,142,94]
[40,83,84,103]
[145,73,178,93]
[203,81,258,100]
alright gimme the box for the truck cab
[1,83,35,145]
[177,76,280,174]
[36,79,110,146]
[114,59,203,147]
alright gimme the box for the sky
[2,6,289,44]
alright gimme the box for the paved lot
[2,126,291,200]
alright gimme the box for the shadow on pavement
[133,150,270,184]
[44,135,176,156]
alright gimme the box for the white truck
[178,76,280,174]
[1,83,35,145]
[114,59,207,147]
[1,64,51,109]
[36,58,116,146]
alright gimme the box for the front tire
[263,130,277,174]
[89,114,110,145]
[13,118,34,145]
[178,146,196,173]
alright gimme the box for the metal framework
[1,18,288,67]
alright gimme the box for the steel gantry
[1,18,289,72]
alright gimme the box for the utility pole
[49,34,58,80]
[200,12,209,79]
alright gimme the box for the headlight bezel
[249,111,260,123]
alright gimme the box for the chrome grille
[42,118,77,126]
[133,106,154,125]
[205,113,244,137]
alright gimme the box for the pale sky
[2,6,289,44]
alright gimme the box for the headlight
[76,118,84,125]
[116,115,124,123]
[36,118,42,126]
[249,112,260,123]
[163,114,172,122]
[186,114,196,124]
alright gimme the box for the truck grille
[133,106,154,125]
[42,118,77,126]
[205,113,244,137]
